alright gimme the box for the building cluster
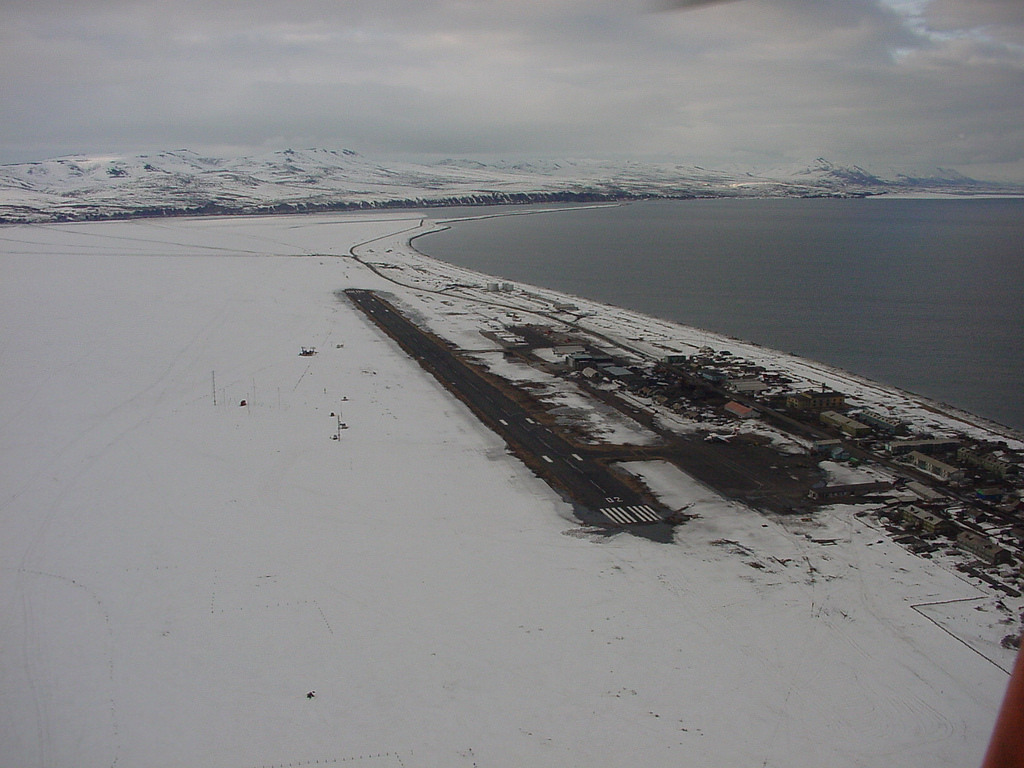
[652,348,1024,578]
[484,281,517,293]
[561,346,720,421]
[505,328,1024,581]
[871,437,1024,584]
[877,502,1015,568]
[877,491,1023,582]
[885,438,1022,491]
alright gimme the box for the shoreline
[391,209,1024,448]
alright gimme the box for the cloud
[925,0,1024,32]
[1,0,1022,179]
[656,0,747,10]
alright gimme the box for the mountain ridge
[1,148,1018,223]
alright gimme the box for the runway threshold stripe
[602,508,631,524]
[611,507,634,523]
[635,506,661,522]
[632,507,652,522]
[617,508,638,524]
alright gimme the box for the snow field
[0,212,1014,767]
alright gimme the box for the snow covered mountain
[0,148,1016,222]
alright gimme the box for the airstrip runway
[346,289,675,539]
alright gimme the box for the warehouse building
[905,481,947,504]
[886,438,961,456]
[820,410,871,437]
[858,410,906,435]
[727,378,770,395]
[724,401,758,419]
[808,481,892,501]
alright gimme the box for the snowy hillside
[1,148,1016,222]
[1,210,1015,767]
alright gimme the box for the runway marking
[601,507,632,524]
[629,505,661,522]
[601,505,661,524]
[620,507,639,522]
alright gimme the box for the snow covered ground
[0,211,1015,767]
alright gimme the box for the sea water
[416,197,1024,432]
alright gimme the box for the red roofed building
[724,401,757,419]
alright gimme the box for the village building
[957,447,1017,479]
[812,438,843,454]
[905,481,947,504]
[807,481,893,501]
[811,439,850,459]
[975,487,1006,502]
[699,368,728,384]
[787,389,846,413]
[858,410,906,435]
[566,351,592,369]
[956,530,1013,566]
[566,350,614,371]
[907,451,964,482]
[885,438,961,456]
[553,344,587,357]
[724,401,757,419]
[727,378,770,395]
[820,410,871,437]
[900,505,957,536]
[600,365,640,386]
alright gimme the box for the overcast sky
[2,0,1023,178]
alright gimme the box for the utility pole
[332,401,347,440]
